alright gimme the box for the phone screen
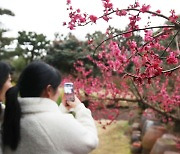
[64,82,75,101]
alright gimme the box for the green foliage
[11,56,26,71]
[11,57,26,81]
[16,31,50,63]
[56,96,62,106]
[45,33,93,74]
[0,29,15,60]
[0,8,15,16]
[0,8,15,60]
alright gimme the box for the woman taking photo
[0,62,12,123]
[2,61,98,154]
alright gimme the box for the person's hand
[62,95,81,110]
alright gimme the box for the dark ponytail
[2,86,21,150]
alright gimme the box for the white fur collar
[18,97,60,114]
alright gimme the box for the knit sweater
[3,98,99,154]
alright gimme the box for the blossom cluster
[64,0,180,126]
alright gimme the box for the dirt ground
[89,106,141,154]
[90,120,131,154]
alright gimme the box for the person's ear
[41,85,53,98]
[46,85,53,98]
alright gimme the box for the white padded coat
[3,97,99,154]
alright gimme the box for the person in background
[2,61,98,154]
[0,62,12,123]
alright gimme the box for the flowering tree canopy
[63,0,180,124]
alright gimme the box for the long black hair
[0,62,11,91]
[2,61,61,150]
[0,62,11,115]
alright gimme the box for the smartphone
[64,82,75,102]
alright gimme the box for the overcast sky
[0,0,180,40]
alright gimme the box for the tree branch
[93,25,176,56]
[141,29,173,50]
[162,64,180,73]
[123,64,180,79]
[132,80,180,122]
[160,30,180,57]
[79,8,180,28]
[90,96,140,102]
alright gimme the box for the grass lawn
[90,120,131,154]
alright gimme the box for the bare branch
[160,30,180,57]
[90,96,140,102]
[162,64,180,73]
